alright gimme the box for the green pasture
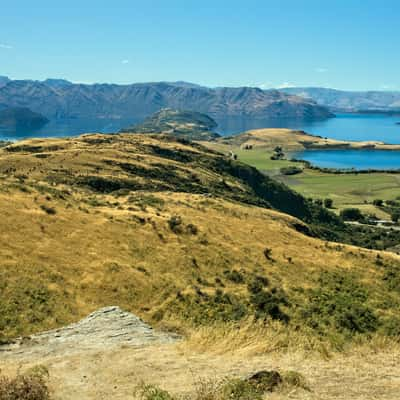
[235,148,400,216]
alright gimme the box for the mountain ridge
[280,87,400,111]
[0,78,333,121]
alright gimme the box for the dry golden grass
[0,132,398,341]
[1,132,400,398]
[214,128,400,151]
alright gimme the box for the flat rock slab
[0,306,178,359]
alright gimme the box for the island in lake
[120,108,221,141]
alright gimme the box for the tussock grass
[179,319,332,358]
[0,133,400,351]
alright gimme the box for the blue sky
[1,0,399,90]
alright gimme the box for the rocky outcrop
[0,306,178,359]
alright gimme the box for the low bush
[134,383,175,400]
[134,370,307,400]
[279,166,302,175]
[0,368,50,400]
[373,199,384,206]
[324,198,333,208]
[168,216,183,234]
[247,277,289,323]
[340,208,364,222]
[223,270,244,284]
[382,265,400,292]
[300,272,379,337]
[40,205,56,215]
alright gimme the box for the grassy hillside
[0,133,400,351]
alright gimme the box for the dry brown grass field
[0,133,400,398]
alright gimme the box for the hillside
[280,87,400,111]
[0,107,49,130]
[120,108,220,140]
[0,78,333,120]
[1,132,400,398]
[0,132,399,348]
[217,128,400,151]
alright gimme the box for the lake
[293,149,400,170]
[217,113,400,170]
[2,113,400,170]
[0,117,141,141]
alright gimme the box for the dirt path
[1,307,399,400]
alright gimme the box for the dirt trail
[1,307,399,400]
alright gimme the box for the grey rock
[0,306,178,359]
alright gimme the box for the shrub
[279,166,302,175]
[301,272,379,336]
[391,211,400,223]
[168,215,183,234]
[219,378,263,400]
[281,371,310,391]
[186,223,198,235]
[324,198,333,208]
[223,269,244,284]
[382,266,400,292]
[0,369,50,400]
[40,205,56,215]
[340,208,364,221]
[134,383,175,400]
[247,277,289,323]
[247,276,269,293]
[246,370,282,393]
[373,199,384,206]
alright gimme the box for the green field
[235,148,400,218]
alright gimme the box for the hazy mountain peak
[0,76,10,88]
[43,78,73,87]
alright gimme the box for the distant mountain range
[279,87,400,112]
[0,77,333,121]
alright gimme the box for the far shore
[216,128,400,152]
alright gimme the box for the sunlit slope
[217,128,400,150]
[0,133,399,346]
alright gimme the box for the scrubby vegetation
[0,367,50,400]
[299,272,379,344]
[134,370,307,400]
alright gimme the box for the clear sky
[1,0,399,90]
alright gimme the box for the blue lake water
[216,113,400,143]
[293,149,400,170]
[2,113,400,170]
[0,117,141,142]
